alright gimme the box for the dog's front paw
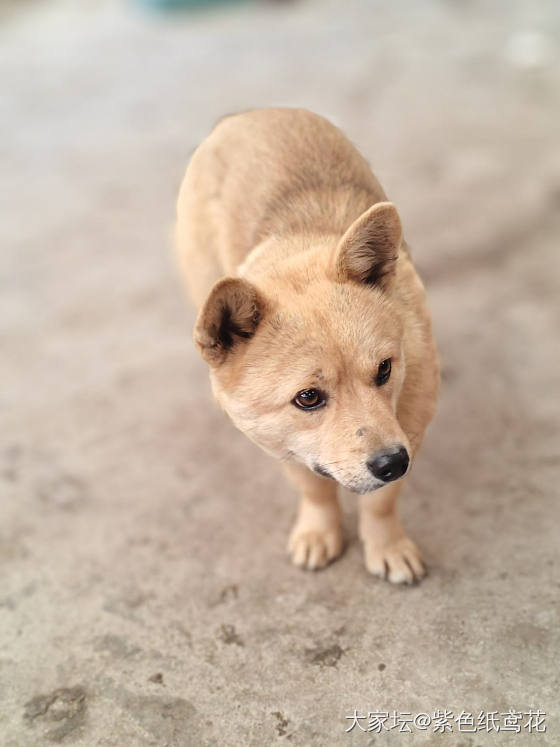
[363,536,426,585]
[288,526,343,571]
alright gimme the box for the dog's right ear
[194,277,263,365]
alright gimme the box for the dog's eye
[293,388,326,410]
[375,358,392,386]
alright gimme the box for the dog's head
[194,202,412,493]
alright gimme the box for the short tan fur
[176,108,439,584]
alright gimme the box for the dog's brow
[297,368,326,387]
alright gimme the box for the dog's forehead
[265,282,398,345]
[222,282,403,404]
[240,285,402,392]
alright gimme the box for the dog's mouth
[312,463,335,480]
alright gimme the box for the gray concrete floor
[1,0,559,744]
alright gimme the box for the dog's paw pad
[288,528,343,571]
[364,536,426,585]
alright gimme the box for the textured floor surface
[1,0,559,744]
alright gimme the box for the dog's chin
[306,461,389,494]
[295,458,401,494]
[343,471,410,494]
[343,480,385,495]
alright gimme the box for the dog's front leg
[284,463,344,571]
[359,481,426,585]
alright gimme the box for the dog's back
[176,108,387,306]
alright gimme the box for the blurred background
[1,1,559,745]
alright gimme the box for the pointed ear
[333,202,402,289]
[194,277,263,365]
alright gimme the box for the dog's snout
[367,446,409,483]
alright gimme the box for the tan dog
[175,108,439,584]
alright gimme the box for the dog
[175,108,439,584]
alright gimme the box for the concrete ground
[1,0,559,744]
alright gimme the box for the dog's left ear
[332,202,402,290]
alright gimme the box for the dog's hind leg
[359,481,426,585]
[284,463,344,571]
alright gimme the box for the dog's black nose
[367,446,409,483]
